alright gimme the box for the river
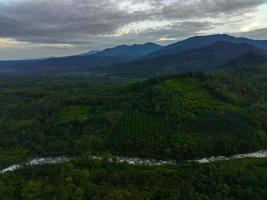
[1,150,267,174]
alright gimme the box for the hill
[215,53,267,92]
[218,53,267,73]
[101,70,266,159]
[94,42,163,59]
[0,60,266,162]
[147,34,267,58]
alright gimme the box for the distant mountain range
[81,50,99,56]
[102,41,266,77]
[0,55,131,74]
[91,43,163,59]
[1,34,267,77]
[146,34,267,58]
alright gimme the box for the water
[1,150,267,174]
[195,150,267,163]
[0,157,71,174]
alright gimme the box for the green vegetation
[104,72,267,160]
[0,67,266,167]
[56,105,92,122]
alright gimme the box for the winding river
[1,150,267,174]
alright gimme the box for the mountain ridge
[93,42,163,59]
[102,41,266,77]
[0,34,267,77]
[145,34,267,58]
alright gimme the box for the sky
[0,0,267,60]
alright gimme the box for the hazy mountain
[0,55,130,74]
[146,34,267,58]
[81,50,99,56]
[104,41,266,77]
[0,35,267,77]
[218,53,267,70]
[94,43,163,59]
[0,43,163,74]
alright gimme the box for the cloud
[0,38,29,47]
[0,0,265,40]
[236,28,267,40]
[158,37,177,42]
[0,0,266,59]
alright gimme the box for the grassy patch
[56,105,91,122]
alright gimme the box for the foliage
[56,105,92,122]
[0,69,266,166]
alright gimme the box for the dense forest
[0,57,266,167]
[0,53,266,199]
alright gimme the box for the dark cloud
[0,0,266,59]
[0,0,133,40]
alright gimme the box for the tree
[104,189,132,200]
[21,180,43,200]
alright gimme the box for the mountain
[216,53,267,87]
[0,58,49,71]
[94,43,163,59]
[81,50,99,56]
[0,35,267,77]
[103,41,266,77]
[146,34,267,58]
[0,55,130,74]
[0,43,163,74]
[218,53,267,71]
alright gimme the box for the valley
[0,34,267,199]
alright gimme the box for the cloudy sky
[0,0,267,60]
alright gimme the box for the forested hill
[218,53,267,74]
[105,68,266,159]
[215,53,267,90]
[0,60,266,164]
